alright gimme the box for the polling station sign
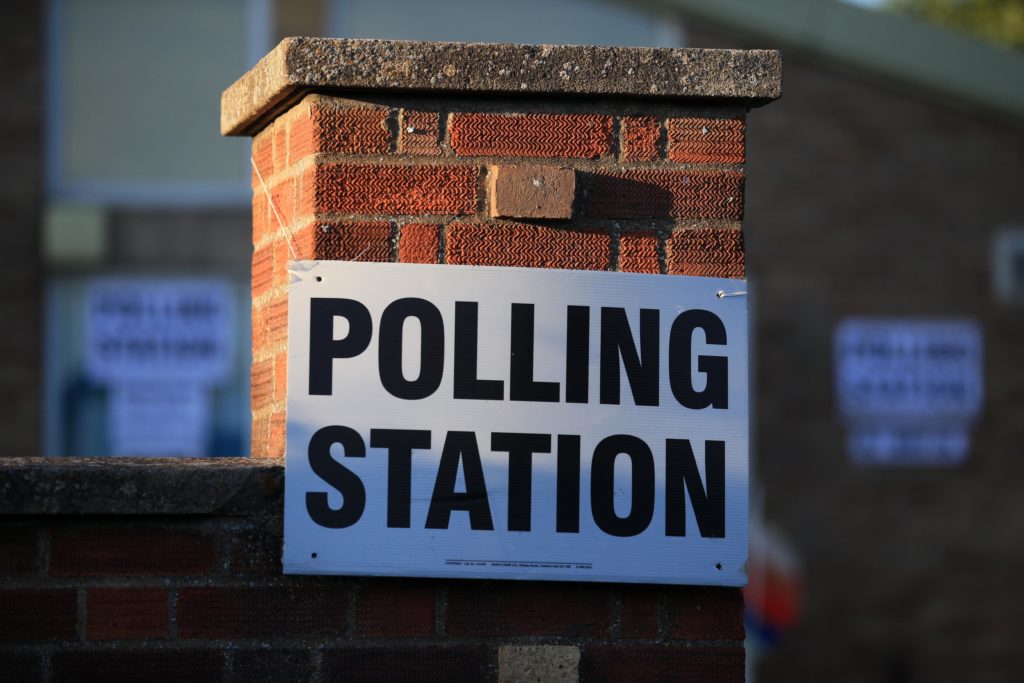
[283,261,749,586]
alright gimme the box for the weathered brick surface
[665,587,745,640]
[582,170,744,220]
[178,585,348,638]
[252,128,274,187]
[489,164,576,220]
[52,650,223,683]
[447,583,610,638]
[399,110,442,156]
[312,164,479,216]
[580,645,744,683]
[398,223,441,264]
[322,645,491,683]
[86,587,168,640]
[620,116,661,161]
[446,222,610,270]
[450,113,612,159]
[357,582,437,637]
[667,117,745,164]
[665,228,745,278]
[619,230,660,274]
[49,528,216,577]
[291,102,390,159]
[0,526,40,575]
[0,589,77,641]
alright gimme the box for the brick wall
[249,93,748,460]
[0,459,745,682]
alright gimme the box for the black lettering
[305,425,366,528]
[309,298,372,395]
[665,439,725,538]
[378,298,445,400]
[426,431,494,530]
[453,302,504,400]
[600,308,659,406]
[370,429,431,528]
[509,304,559,402]
[669,310,728,409]
[491,432,551,531]
[590,435,655,537]
[565,306,590,403]
[556,435,581,533]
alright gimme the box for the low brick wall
[0,459,744,682]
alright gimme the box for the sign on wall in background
[284,261,749,586]
[84,278,235,456]
[834,318,983,466]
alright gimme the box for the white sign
[84,278,235,383]
[835,319,983,465]
[284,261,749,586]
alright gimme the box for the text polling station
[284,261,748,586]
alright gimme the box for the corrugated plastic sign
[283,261,749,586]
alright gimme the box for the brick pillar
[225,38,780,679]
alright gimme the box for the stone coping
[0,458,282,517]
[222,37,783,136]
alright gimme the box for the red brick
[293,221,392,261]
[619,230,660,274]
[86,588,167,640]
[489,164,576,219]
[251,243,275,298]
[667,117,745,164]
[263,295,288,348]
[581,169,744,220]
[252,191,271,246]
[357,583,436,637]
[273,124,288,175]
[580,645,744,683]
[269,176,296,226]
[250,412,269,459]
[399,223,441,263]
[665,587,745,641]
[267,410,287,460]
[290,102,390,159]
[0,589,76,641]
[251,131,274,188]
[665,228,745,279]
[274,352,288,405]
[619,587,660,639]
[228,523,284,576]
[446,222,610,270]
[0,526,40,575]
[50,528,216,577]
[621,116,661,161]
[178,585,348,639]
[251,356,274,412]
[451,112,612,159]
[313,164,479,216]
[234,651,313,681]
[446,583,610,638]
[322,646,489,683]
[52,650,222,683]
[399,110,442,156]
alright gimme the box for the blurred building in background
[2,0,1022,680]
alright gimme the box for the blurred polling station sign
[84,278,235,456]
[284,261,749,586]
[835,318,983,466]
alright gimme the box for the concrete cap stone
[222,38,783,136]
